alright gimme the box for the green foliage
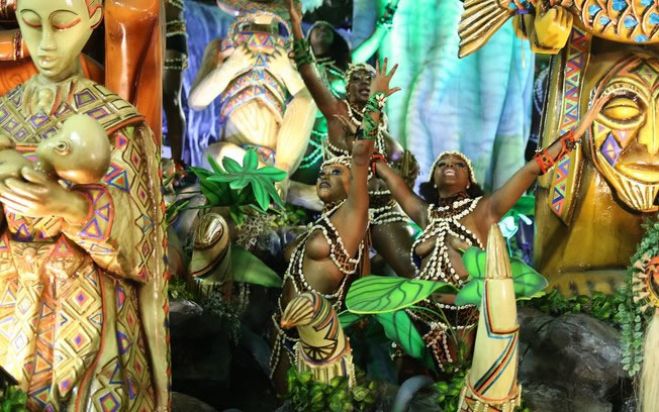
[165,197,192,226]
[1,386,27,412]
[618,217,659,377]
[456,247,548,307]
[167,277,195,301]
[230,245,282,288]
[522,289,625,326]
[375,311,435,370]
[345,276,456,314]
[189,149,286,214]
[434,369,466,411]
[286,368,377,412]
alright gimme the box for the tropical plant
[0,386,27,412]
[286,369,377,412]
[191,149,286,212]
[166,149,288,228]
[340,276,457,370]
[455,247,548,307]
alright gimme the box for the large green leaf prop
[345,276,456,314]
[230,245,282,288]
[338,312,362,329]
[455,247,548,306]
[189,149,286,212]
[375,311,435,370]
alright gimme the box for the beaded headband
[321,156,352,170]
[345,63,376,84]
[429,151,477,184]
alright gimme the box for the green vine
[521,289,625,327]
[434,368,467,411]
[618,217,659,377]
[286,368,377,412]
[1,386,27,412]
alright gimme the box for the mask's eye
[437,162,446,168]
[602,97,642,121]
[54,141,71,156]
[20,10,42,29]
[51,11,81,31]
[331,167,342,176]
[456,162,466,168]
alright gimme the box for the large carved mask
[589,55,659,212]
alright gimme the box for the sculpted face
[590,56,659,211]
[316,162,351,204]
[36,114,110,184]
[17,0,102,82]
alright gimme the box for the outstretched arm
[286,0,342,118]
[351,1,397,63]
[375,160,427,227]
[482,100,605,226]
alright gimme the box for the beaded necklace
[411,196,484,286]
[341,99,387,155]
[281,201,364,310]
[271,201,365,377]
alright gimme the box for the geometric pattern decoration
[601,133,623,166]
[547,28,591,224]
[0,76,168,410]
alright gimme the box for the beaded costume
[406,195,484,370]
[270,202,366,377]
[324,98,408,227]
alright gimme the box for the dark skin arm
[286,0,343,119]
[476,97,606,228]
[375,160,428,227]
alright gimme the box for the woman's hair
[307,21,351,72]
[419,151,484,204]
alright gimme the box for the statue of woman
[287,0,416,278]
[373,107,603,370]
[0,0,168,409]
[270,61,398,393]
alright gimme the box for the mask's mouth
[616,161,659,183]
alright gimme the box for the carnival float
[0,0,655,411]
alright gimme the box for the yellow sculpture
[0,115,111,184]
[0,0,169,410]
[458,225,521,412]
[459,2,659,295]
[280,291,355,387]
[189,9,316,197]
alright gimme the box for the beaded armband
[534,130,577,175]
[358,92,386,141]
[293,38,314,67]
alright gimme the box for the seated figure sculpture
[270,62,398,393]
[0,0,168,410]
[189,9,316,197]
